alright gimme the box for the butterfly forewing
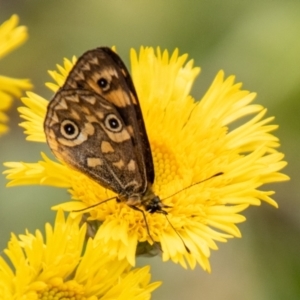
[64,47,154,185]
[44,47,154,198]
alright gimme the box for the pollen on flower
[37,281,85,300]
[151,141,179,193]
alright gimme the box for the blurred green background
[0,1,299,299]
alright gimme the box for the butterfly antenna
[162,172,223,201]
[72,196,117,212]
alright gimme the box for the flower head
[0,15,32,135]
[4,47,289,271]
[0,210,160,299]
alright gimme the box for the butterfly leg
[129,205,160,249]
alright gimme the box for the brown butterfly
[44,47,168,221]
[44,47,222,249]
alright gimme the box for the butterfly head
[143,195,169,214]
[139,186,171,214]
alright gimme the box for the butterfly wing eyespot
[97,78,110,91]
[60,119,80,139]
[104,114,123,132]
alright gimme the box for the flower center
[151,141,179,194]
[37,281,86,300]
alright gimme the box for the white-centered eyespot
[60,119,80,139]
[97,77,110,92]
[104,114,123,132]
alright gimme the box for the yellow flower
[0,14,32,136]
[0,210,160,299]
[3,47,289,271]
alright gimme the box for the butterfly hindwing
[47,89,146,194]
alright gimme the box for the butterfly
[44,47,168,223]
